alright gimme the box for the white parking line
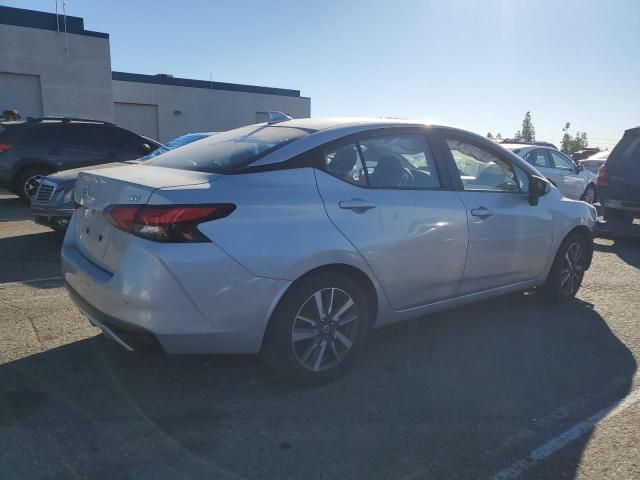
[490,387,640,480]
[0,275,63,288]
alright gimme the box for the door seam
[312,168,395,310]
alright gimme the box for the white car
[502,144,598,203]
[579,151,610,175]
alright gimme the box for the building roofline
[112,72,301,98]
[0,5,108,38]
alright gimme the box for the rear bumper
[601,198,640,215]
[61,218,290,354]
[66,283,159,351]
[32,204,74,228]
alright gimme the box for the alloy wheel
[291,287,359,372]
[582,186,595,204]
[560,242,584,295]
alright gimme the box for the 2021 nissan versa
[62,116,597,383]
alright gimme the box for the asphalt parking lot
[1,188,639,480]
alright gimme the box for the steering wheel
[400,167,415,186]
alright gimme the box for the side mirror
[140,143,152,154]
[576,163,584,173]
[528,175,549,206]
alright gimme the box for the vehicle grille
[35,182,56,203]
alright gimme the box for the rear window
[147,125,310,173]
[0,124,24,143]
[140,133,210,161]
[610,131,640,167]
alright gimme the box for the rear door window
[359,134,440,189]
[323,133,441,190]
[549,151,576,171]
[528,149,552,168]
[324,143,367,186]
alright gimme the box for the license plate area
[76,207,111,263]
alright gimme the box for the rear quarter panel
[148,168,392,325]
[149,168,382,282]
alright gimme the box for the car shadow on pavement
[594,239,640,269]
[0,294,635,480]
[0,230,64,285]
[0,196,31,222]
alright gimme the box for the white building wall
[0,24,113,121]
[0,7,311,143]
[112,80,311,142]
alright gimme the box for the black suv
[0,117,160,202]
[596,127,640,224]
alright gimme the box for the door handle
[470,207,494,219]
[48,149,60,155]
[339,199,376,212]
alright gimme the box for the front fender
[540,196,597,282]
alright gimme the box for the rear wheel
[603,207,633,225]
[541,233,588,302]
[16,166,52,203]
[262,271,370,384]
[581,184,596,204]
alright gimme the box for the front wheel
[16,167,52,203]
[541,233,588,302]
[262,271,371,384]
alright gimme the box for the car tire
[16,166,52,203]
[262,271,371,384]
[603,207,633,225]
[541,232,588,302]
[581,184,597,204]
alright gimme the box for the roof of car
[582,151,610,160]
[500,143,538,151]
[267,117,427,132]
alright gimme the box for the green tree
[514,130,522,141]
[521,111,535,142]
[560,122,589,154]
[495,133,503,142]
[487,132,494,139]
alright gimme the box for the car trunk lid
[73,165,217,271]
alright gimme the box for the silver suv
[62,117,597,383]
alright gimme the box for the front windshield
[147,124,311,173]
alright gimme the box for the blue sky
[4,0,639,147]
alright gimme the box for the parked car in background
[579,150,609,175]
[500,139,559,150]
[596,126,640,224]
[62,116,596,383]
[503,144,598,203]
[31,132,215,230]
[0,117,161,202]
[572,148,601,161]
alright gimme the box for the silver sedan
[502,144,598,204]
[62,116,597,383]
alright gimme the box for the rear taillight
[105,204,235,243]
[0,143,13,154]
[596,164,608,186]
